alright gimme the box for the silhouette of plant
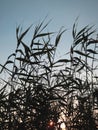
[0,20,98,130]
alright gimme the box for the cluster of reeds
[0,20,98,130]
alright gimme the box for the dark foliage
[0,20,98,130]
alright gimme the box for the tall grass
[0,20,98,130]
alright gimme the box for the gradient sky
[0,0,98,65]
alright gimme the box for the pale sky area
[0,0,98,65]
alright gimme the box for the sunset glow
[49,120,54,126]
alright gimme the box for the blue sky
[0,0,98,64]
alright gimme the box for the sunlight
[49,120,54,126]
[60,122,66,130]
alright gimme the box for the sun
[49,120,54,126]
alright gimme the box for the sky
[0,0,98,65]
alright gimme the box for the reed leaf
[57,59,71,63]
[55,29,66,47]
[87,49,98,54]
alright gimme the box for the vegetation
[0,20,98,130]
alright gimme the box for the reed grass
[0,20,98,130]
